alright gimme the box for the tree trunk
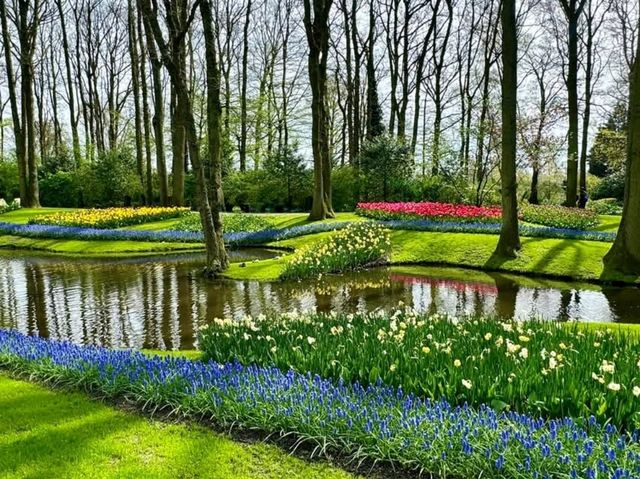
[305,0,334,221]
[140,3,168,205]
[604,29,640,276]
[494,0,520,258]
[139,0,227,276]
[200,0,229,273]
[128,0,145,198]
[239,0,252,172]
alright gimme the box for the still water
[0,251,639,350]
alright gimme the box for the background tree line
[0,0,636,214]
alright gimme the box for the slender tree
[140,0,228,275]
[557,0,587,207]
[493,0,520,258]
[304,0,335,220]
[0,0,42,207]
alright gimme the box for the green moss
[0,375,357,479]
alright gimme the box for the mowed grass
[0,374,358,479]
[0,207,77,224]
[0,235,203,255]
[225,227,638,283]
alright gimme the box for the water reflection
[0,252,639,350]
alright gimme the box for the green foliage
[175,212,275,233]
[0,160,19,202]
[521,204,599,230]
[41,150,76,177]
[39,171,83,207]
[358,135,413,201]
[200,311,640,428]
[416,175,471,204]
[223,169,312,213]
[592,172,625,201]
[588,198,623,216]
[589,129,626,178]
[281,222,391,281]
[263,145,308,211]
[331,166,359,211]
[80,148,144,207]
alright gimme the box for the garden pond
[0,250,639,350]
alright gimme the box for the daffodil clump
[30,207,189,229]
[280,222,391,281]
[200,309,640,429]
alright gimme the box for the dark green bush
[591,172,625,201]
[39,171,83,207]
[587,198,623,215]
[0,160,19,202]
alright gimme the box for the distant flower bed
[357,201,502,222]
[3,329,640,479]
[521,204,599,230]
[0,200,20,215]
[588,198,623,216]
[280,222,391,281]
[30,207,190,229]
[0,221,203,243]
[381,219,616,242]
[200,309,640,429]
[175,212,274,233]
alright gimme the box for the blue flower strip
[0,219,616,247]
[0,329,638,478]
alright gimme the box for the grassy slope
[224,222,637,283]
[0,208,203,255]
[2,209,633,284]
[0,375,357,479]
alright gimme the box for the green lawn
[2,208,634,284]
[0,207,76,224]
[225,227,637,283]
[0,374,358,479]
[0,235,203,255]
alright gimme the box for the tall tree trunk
[140,0,227,276]
[140,2,168,205]
[200,0,229,273]
[560,0,587,207]
[56,0,81,168]
[239,0,252,172]
[128,0,145,199]
[604,27,640,276]
[138,5,154,204]
[305,0,335,221]
[0,0,27,203]
[494,0,520,258]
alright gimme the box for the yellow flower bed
[30,207,190,229]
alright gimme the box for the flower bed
[200,310,640,429]
[381,219,616,242]
[1,329,639,478]
[521,204,599,230]
[176,212,275,233]
[280,222,391,280]
[357,201,503,222]
[30,207,190,229]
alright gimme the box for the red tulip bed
[356,201,503,223]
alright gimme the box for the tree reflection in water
[0,252,639,350]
